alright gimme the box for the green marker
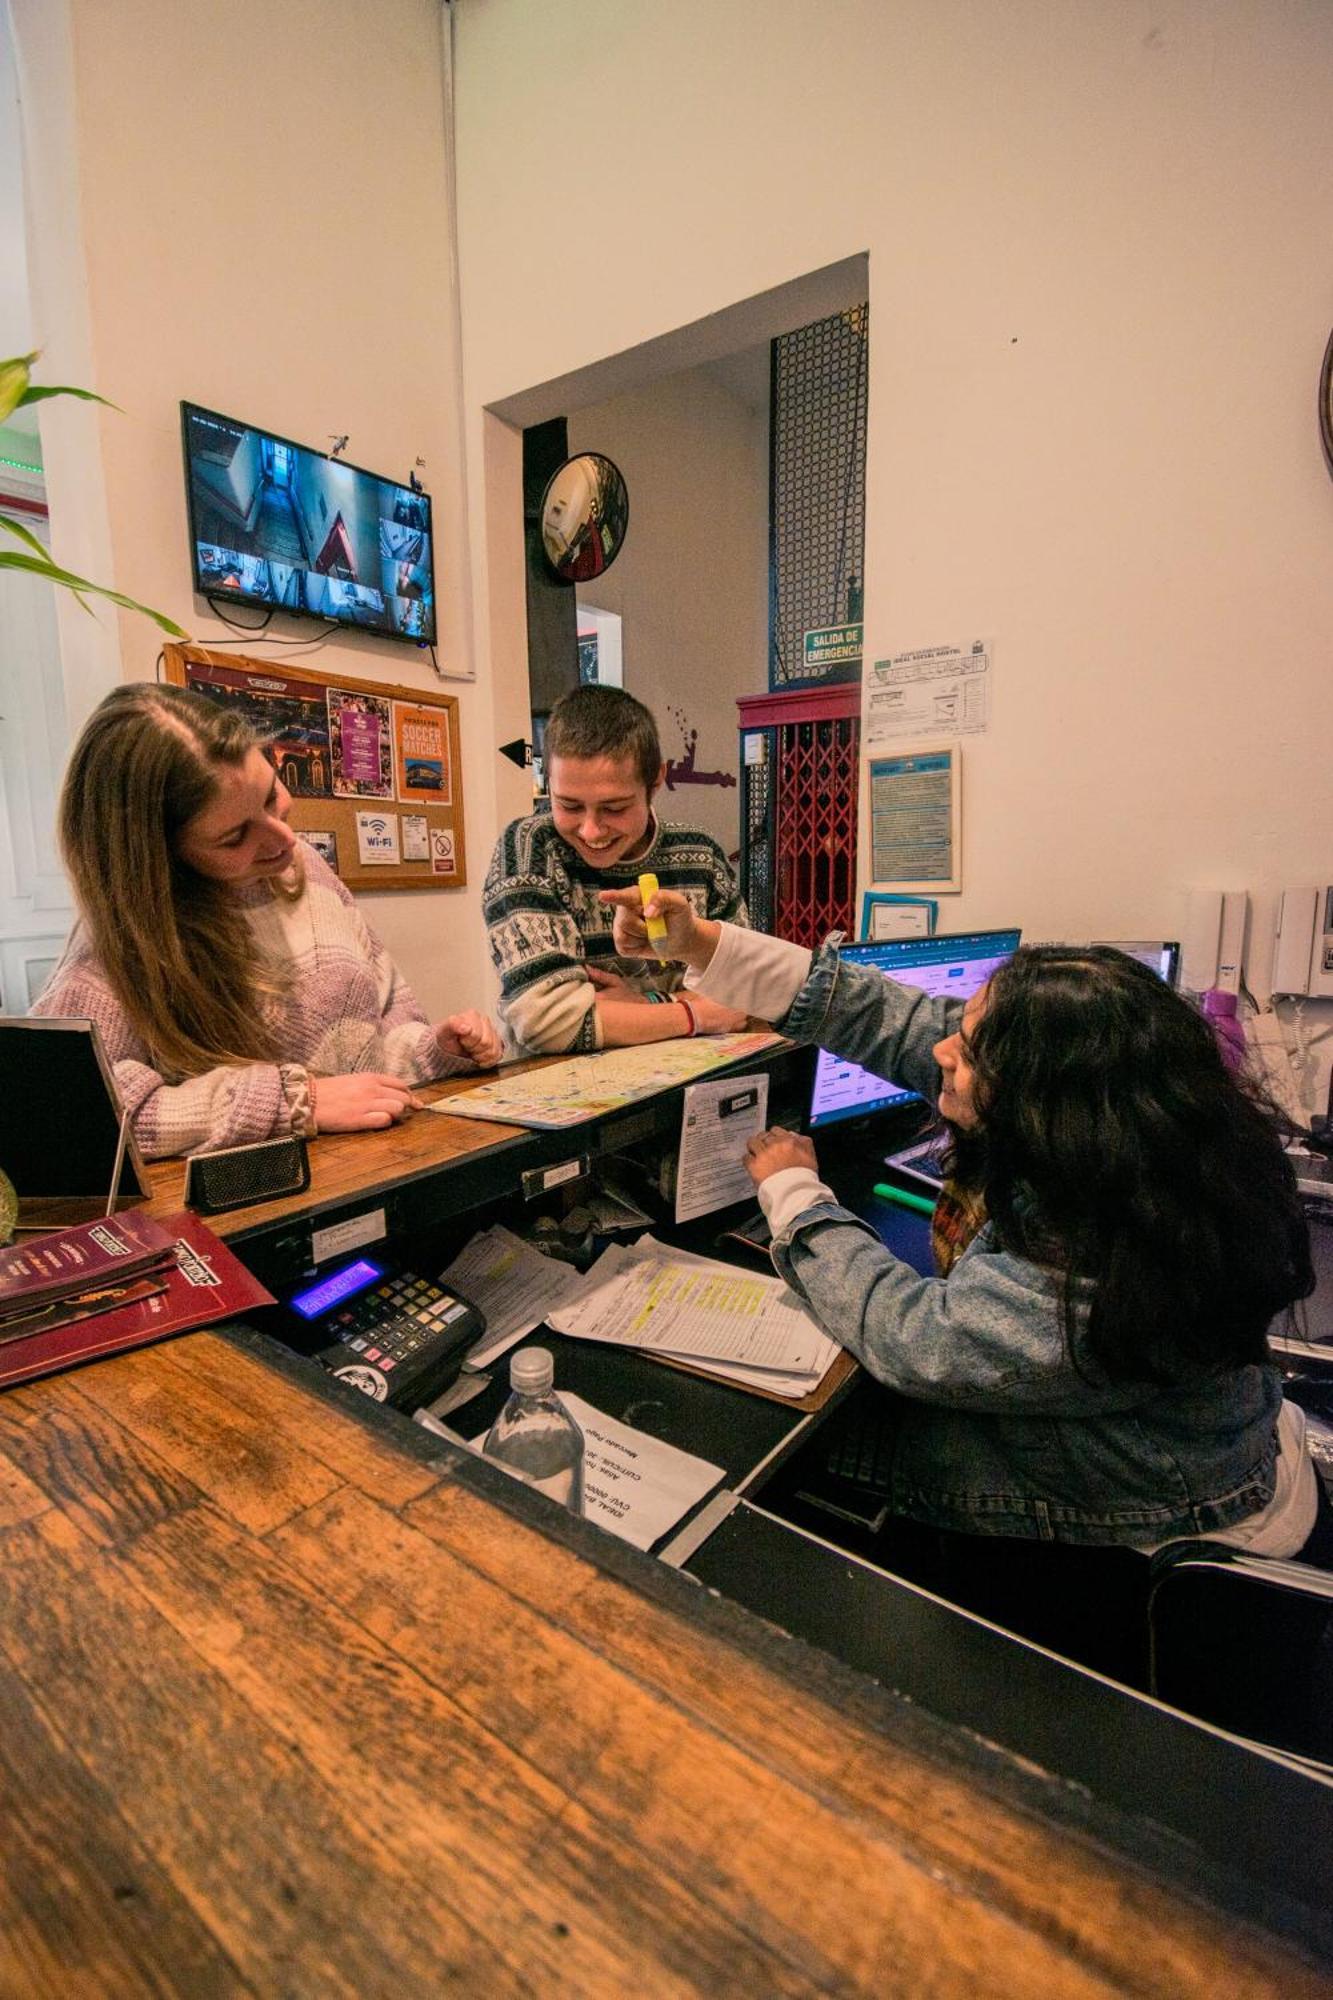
[872,1181,937,1216]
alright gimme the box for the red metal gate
[738,684,860,948]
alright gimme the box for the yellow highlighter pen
[638,872,670,962]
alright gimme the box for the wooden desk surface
[0,1327,1323,1997]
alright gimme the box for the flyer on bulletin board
[394,700,453,805]
[328,688,394,799]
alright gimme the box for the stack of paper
[438,1225,589,1370]
[547,1235,840,1400]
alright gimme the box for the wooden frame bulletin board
[163,645,466,892]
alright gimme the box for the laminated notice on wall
[867,744,960,891]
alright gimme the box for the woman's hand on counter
[686,992,750,1035]
[435,1011,505,1070]
[312,1072,424,1132]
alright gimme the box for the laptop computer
[0,1018,151,1227]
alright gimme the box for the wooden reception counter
[0,1054,1328,1990]
[0,1324,1325,1996]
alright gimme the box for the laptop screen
[807,928,1022,1132]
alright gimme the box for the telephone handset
[288,1256,485,1410]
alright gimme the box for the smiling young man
[483,686,748,1053]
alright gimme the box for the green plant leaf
[0,511,50,560]
[0,550,189,636]
[0,354,183,637]
[17,382,120,412]
[0,353,37,423]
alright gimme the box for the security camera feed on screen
[182,403,436,645]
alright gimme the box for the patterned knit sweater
[483,810,746,1053]
[30,848,471,1160]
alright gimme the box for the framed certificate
[860,892,937,941]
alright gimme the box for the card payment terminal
[288,1256,485,1410]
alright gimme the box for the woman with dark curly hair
[602,888,1326,1621]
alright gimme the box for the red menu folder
[0,1208,178,1318]
[0,1211,274,1389]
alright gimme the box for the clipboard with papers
[545,1235,849,1406]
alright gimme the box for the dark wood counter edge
[218,1125,538,1258]
[223,1318,1333,1969]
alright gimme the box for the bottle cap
[509,1346,554,1394]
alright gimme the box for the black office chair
[1147,1541,1333,1768]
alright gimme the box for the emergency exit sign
[802,622,863,673]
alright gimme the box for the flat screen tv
[181,401,435,645]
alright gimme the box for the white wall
[452,0,1333,1110]
[11,0,495,1020]
[13,0,1333,1103]
[568,362,767,857]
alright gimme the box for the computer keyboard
[823,1397,896,1495]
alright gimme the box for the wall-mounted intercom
[1270,886,1333,999]
[1181,889,1248,995]
[1311,887,1333,1000]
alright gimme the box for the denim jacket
[771,942,1282,1546]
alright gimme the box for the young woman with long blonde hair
[33,682,502,1158]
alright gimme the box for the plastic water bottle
[482,1347,585,1514]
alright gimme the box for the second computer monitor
[1092,940,1181,988]
[807,928,1022,1134]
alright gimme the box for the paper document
[617,1236,841,1397]
[865,638,992,745]
[553,1393,723,1550]
[549,1238,827,1376]
[439,1225,588,1370]
[675,1072,768,1223]
[868,747,959,889]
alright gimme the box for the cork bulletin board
[163,644,466,892]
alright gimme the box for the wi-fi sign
[365,817,387,835]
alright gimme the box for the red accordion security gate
[737,684,860,948]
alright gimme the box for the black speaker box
[184,1135,311,1215]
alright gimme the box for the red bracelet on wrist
[678,996,698,1038]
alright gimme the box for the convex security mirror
[540,453,629,583]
